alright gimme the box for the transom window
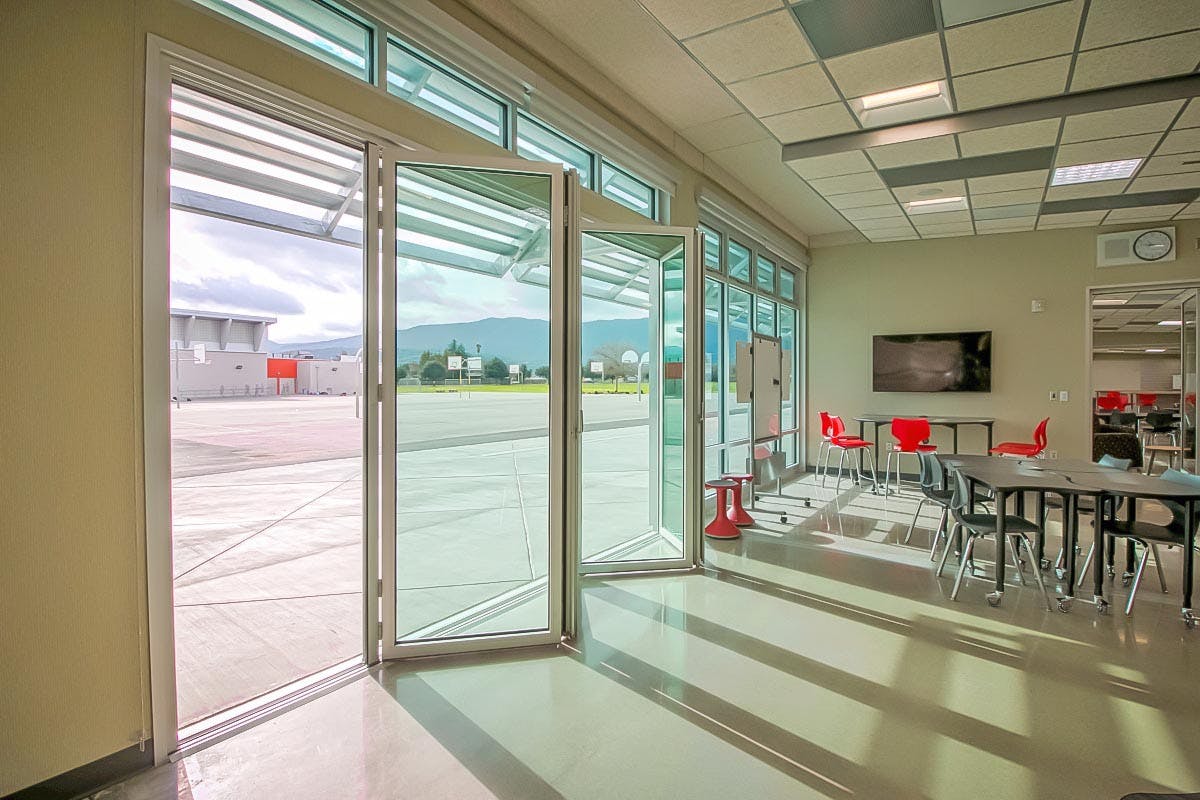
[516,114,594,189]
[385,39,507,147]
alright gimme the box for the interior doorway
[1089,283,1198,474]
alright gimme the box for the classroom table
[938,454,1200,624]
[856,414,995,465]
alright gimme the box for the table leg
[992,489,1007,604]
[1183,501,1195,626]
[1035,492,1046,566]
[953,425,959,454]
[1064,494,1079,598]
[1093,495,1106,607]
[986,423,993,452]
[968,478,978,514]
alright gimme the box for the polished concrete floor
[171,394,662,724]
[109,472,1197,799]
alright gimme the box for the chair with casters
[1044,454,1131,579]
[989,417,1050,458]
[885,417,937,494]
[936,465,1053,609]
[906,452,991,560]
[1079,468,1199,619]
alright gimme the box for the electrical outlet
[1058,390,1069,402]
[1046,450,1058,459]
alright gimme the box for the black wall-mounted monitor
[872,331,992,392]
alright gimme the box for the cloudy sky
[170,210,640,343]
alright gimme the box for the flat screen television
[872,331,992,392]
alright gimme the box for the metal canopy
[169,84,656,310]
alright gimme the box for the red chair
[1136,392,1158,411]
[704,479,741,538]
[1096,392,1129,413]
[816,411,834,476]
[724,473,754,526]
[822,415,878,493]
[885,417,937,494]
[989,418,1050,458]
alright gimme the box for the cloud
[171,276,306,316]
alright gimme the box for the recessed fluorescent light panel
[860,82,942,110]
[1158,320,1183,326]
[905,196,967,214]
[1145,348,1166,353]
[1051,159,1142,186]
[1093,298,1127,305]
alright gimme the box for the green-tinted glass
[756,255,775,294]
[728,240,751,283]
[699,224,721,272]
[386,40,507,146]
[517,114,593,188]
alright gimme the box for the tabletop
[855,414,996,424]
[939,455,1200,500]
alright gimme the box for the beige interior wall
[807,220,1200,464]
[0,0,801,792]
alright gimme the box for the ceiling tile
[1037,210,1109,225]
[1138,153,1200,177]
[680,112,770,152]
[728,63,840,117]
[892,180,967,204]
[970,187,1044,207]
[1044,178,1131,200]
[957,119,1061,157]
[684,11,816,83]
[841,203,907,221]
[827,188,898,209]
[824,34,946,99]
[788,150,873,179]
[1127,173,1200,193]
[1054,133,1161,166]
[913,221,975,233]
[761,102,857,141]
[967,169,1049,193]
[854,216,918,231]
[1157,127,1200,156]
[941,0,1064,27]
[866,230,920,241]
[791,0,937,58]
[1060,100,1186,144]
[866,135,958,169]
[976,217,1037,231]
[944,1,1082,75]
[1103,203,1187,222]
[809,171,887,194]
[1070,30,1200,92]
[952,56,1071,111]
[973,202,1041,219]
[911,209,973,224]
[1080,0,1200,49]
[637,0,784,40]
[1176,99,1200,130]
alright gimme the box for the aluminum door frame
[573,224,704,577]
[380,151,568,660]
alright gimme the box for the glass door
[575,226,702,573]
[381,154,567,657]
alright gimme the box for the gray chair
[1083,468,1199,620]
[906,452,989,561]
[1045,454,1131,578]
[1142,410,1179,448]
[936,465,1052,609]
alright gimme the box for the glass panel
[517,114,593,189]
[755,297,776,336]
[581,231,687,564]
[704,279,722,451]
[779,307,796,465]
[726,287,751,447]
[779,267,795,301]
[756,255,776,294]
[194,0,371,81]
[1184,292,1198,467]
[601,161,656,219]
[699,224,721,272]
[705,445,722,483]
[168,85,364,727]
[393,163,552,641]
[728,239,751,284]
[386,40,507,146]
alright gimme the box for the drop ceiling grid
[632,0,1200,241]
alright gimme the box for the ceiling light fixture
[1158,320,1183,326]
[1092,298,1128,305]
[905,196,966,214]
[1051,159,1142,186]
[1145,348,1167,353]
[860,82,941,110]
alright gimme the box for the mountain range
[269,316,650,366]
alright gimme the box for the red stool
[723,473,754,526]
[704,479,741,538]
